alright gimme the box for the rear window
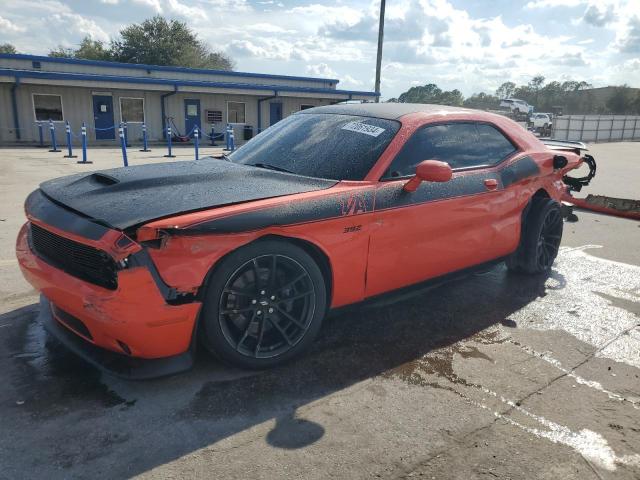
[229,113,400,180]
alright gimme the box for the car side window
[384,122,517,178]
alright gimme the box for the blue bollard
[164,124,175,158]
[140,123,151,152]
[77,122,92,164]
[194,126,200,160]
[48,120,61,152]
[119,126,129,167]
[37,122,45,148]
[123,122,130,147]
[64,121,77,158]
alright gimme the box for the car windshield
[228,113,400,180]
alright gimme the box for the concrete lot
[0,143,639,479]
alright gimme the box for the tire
[199,239,327,369]
[506,198,563,274]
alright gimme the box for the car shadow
[0,264,565,477]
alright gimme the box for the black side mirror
[553,155,568,169]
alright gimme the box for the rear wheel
[200,240,327,369]
[507,198,563,274]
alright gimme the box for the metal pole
[374,0,386,103]
[140,123,151,152]
[194,126,200,160]
[77,122,92,164]
[64,121,77,158]
[119,126,129,167]
[48,120,60,152]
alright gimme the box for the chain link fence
[551,115,640,142]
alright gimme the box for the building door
[184,99,201,136]
[269,103,283,126]
[92,95,115,140]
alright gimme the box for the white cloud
[306,63,337,78]
[0,0,638,98]
[525,0,583,8]
[50,12,110,42]
[342,74,363,87]
[0,15,25,33]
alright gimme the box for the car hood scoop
[39,159,336,230]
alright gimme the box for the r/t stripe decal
[183,156,539,234]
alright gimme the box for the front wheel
[199,240,327,369]
[507,198,563,274]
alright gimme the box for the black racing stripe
[185,190,375,234]
[182,156,539,234]
[25,189,110,241]
[500,156,539,188]
[375,170,500,211]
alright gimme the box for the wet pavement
[0,146,639,479]
[1,246,639,479]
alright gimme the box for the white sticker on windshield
[341,121,386,137]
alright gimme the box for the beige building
[0,53,378,145]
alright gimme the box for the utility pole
[374,0,386,103]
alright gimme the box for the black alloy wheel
[200,240,326,369]
[535,206,562,271]
[506,198,564,274]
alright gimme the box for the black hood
[39,159,336,230]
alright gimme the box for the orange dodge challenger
[16,104,596,378]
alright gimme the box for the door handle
[484,178,498,191]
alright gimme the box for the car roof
[298,103,480,121]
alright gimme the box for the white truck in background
[499,98,533,115]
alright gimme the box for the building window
[300,104,315,110]
[227,102,246,124]
[120,97,145,123]
[33,94,64,122]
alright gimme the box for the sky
[0,0,638,99]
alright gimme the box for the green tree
[606,85,633,114]
[495,81,516,99]
[111,16,234,70]
[75,37,111,61]
[528,75,545,106]
[0,43,17,54]
[391,83,463,105]
[48,46,76,58]
[464,92,500,109]
[396,83,443,103]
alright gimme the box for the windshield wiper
[250,163,294,174]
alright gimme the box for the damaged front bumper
[39,296,195,379]
[17,222,202,379]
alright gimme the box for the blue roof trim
[0,53,341,85]
[0,68,379,97]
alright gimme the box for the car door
[365,122,521,297]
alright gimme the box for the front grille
[30,223,118,290]
[52,304,93,340]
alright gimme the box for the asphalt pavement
[0,144,638,479]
